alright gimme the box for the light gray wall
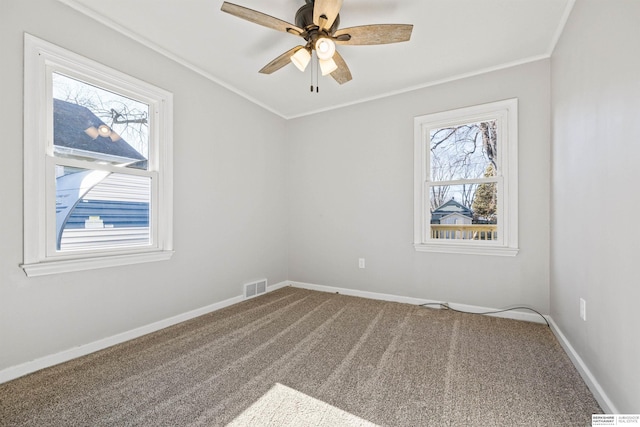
[550,0,640,412]
[286,60,551,312]
[7,2,635,413]
[0,0,288,371]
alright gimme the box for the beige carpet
[0,287,601,426]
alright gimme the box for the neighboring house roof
[53,98,146,163]
[430,198,473,224]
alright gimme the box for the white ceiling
[61,0,573,119]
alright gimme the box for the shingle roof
[53,99,146,162]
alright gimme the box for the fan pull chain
[308,54,320,94]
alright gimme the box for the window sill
[414,243,518,257]
[21,250,174,277]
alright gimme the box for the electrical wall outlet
[358,258,365,269]
[580,298,587,321]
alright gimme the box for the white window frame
[413,99,518,256]
[22,34,174,276]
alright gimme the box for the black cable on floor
[419,302,550,327]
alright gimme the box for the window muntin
[22,34,173,276]
[414,99,518,256]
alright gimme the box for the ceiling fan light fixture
[84,126,100,139]
[220,1,413,86]
[290,47,311,72]
[315,37,336,61]
[319,57,338,76]
[98,124,111,137]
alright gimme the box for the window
[413,99,518,256]
[22,34,173,276]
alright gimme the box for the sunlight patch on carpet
[227,383,378,426]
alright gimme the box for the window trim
[413,99,518,256]
[22,34,173,276]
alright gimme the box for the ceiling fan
[220,0,413,85]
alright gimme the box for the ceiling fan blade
[313,0,343,32]
[259,46,304,74]
[330,51,352,85]
[221,2,304,36]
[334,24,413,45]
[109,130,121,142]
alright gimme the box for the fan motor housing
[295,2,340,35]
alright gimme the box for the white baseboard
[0,280,288,384]
[287,280,548,324]
[547,317,618,414]
[289,280,443,306]
[267,280,290,292]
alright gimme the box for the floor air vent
[244,279,268,299]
